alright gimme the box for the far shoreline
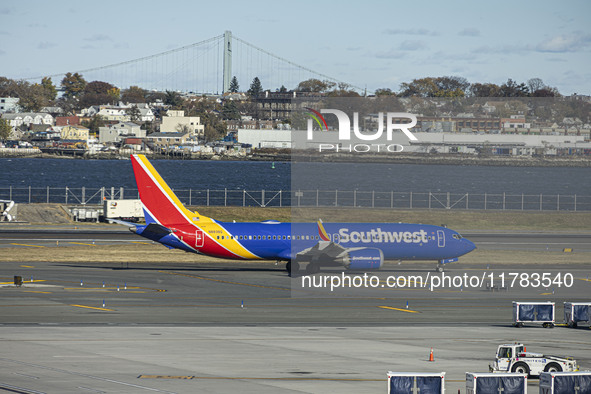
[1,150,591,167]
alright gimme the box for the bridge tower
[223,30,232,93]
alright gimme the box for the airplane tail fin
[130,154,207,226]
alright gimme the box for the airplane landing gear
[436,264,444,273]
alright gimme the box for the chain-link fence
[1,186,589,211]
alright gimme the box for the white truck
[489,343,579,377]
[102,199,143,222]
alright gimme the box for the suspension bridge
[26,31,360,95]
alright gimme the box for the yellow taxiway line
[70,304,115,312]
[10,243,45,248]
[378,305,420,313]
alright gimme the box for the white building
[2,112,54,129]
[160,110,204,137]
[237,129,292,149]
[118,102,155,122]
[98,122,145,144]
[0,97,19,113]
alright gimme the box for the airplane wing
[106,218,138,227]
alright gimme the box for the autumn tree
[79,80,119,106]
[374,88,395,96]
[0,77,19,97]
[121,86,147,103]
[296,78,334,93]
[17,82,49,111]
[0,118,12,140]
[468,83,501,97]
[41,77,57,100]
[61,72,86,98]
[399,76,468,97]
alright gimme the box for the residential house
[2,112,54,129]
[96,106,130,122]
[61,125,90,142]
[121,103,155,122]
[160,110,204,137]
[55,116,80,126]
[99,122,145,144]
[40,106,63,117]
[146,132,189,148]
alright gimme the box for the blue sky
[1,0,589,95]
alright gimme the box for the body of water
[1,158,589,195]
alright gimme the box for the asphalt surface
[0,226,590,393]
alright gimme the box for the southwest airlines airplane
[127,154,475,274]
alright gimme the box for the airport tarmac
[1,258,591,393]
[1,226,590,393]
[1,325,590,393]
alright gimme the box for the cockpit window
[452,233,463,240]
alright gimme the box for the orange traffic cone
[429,347,434,362]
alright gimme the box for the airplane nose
[463,238,477,254]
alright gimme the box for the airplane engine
[340,248,383,270]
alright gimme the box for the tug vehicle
[489,343,578,377]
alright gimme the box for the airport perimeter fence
[1,186,590,212]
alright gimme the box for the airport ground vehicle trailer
[539,371,591,394]
[387,372,445,393]
[466,372,527,394]
[489,343,578,377]
[513,301,555,328]
[564,302,591,328]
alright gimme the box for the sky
[1,0,590,95]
